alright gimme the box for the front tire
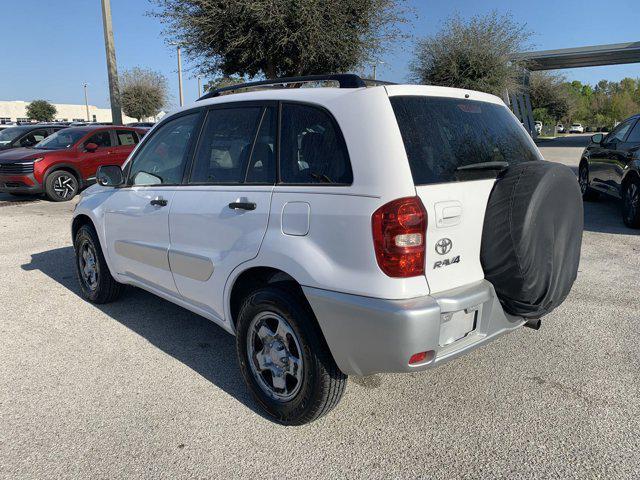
[579,162,599,201]
[622,177,640,228]
[236,285,347,425]
[74,224,123,303]
[45,170,78,202]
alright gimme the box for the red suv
[0,126,147,201]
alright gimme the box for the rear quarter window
[390,96,542,185]
[279,103,352,185]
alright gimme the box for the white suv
[72,75,582,424]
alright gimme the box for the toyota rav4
[72,75,583,424]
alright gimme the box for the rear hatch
[387,88,542,294]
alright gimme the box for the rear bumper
[0,174,42,194]
[303,280,524,376]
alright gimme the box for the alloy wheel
[53,174,77,200]
[78,241,99,291]
[247,311,304,402]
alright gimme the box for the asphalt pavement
[0,135,638,479]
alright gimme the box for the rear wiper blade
[456,161,509,172]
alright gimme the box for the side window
[280,103,352,185]
[625,120,640,143]
[129,113,200,186]
[85,130,113,148]
[116,129,138,146]
[19,129,47,147]
[608,120,634,143]
[189,107,264,184]
[246,107,276,184]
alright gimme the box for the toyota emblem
[435,238,453,255]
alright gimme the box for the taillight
[372,196,427,277]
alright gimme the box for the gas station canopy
[515,41,640,71]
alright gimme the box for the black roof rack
[197,73,395,100]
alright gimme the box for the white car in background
[569,123,584,133]
[534,121,543,134]
[556,123,565,133]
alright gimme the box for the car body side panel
[168,185,274,324]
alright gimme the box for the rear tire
[579,162,599,201]
[622,177,640,229]
[45,170,79,202]
[236,284,347,425]
[74,224,123,303]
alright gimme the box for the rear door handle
[150,197,168,207]
[228,202,256,211]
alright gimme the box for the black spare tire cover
[480,161,583,318]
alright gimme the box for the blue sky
[1,0,639,110]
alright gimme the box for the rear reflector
[409,352,428,365]
[372,196,427,277]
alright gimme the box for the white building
[0,100,164,124]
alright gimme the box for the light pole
[100,0,122,125]
[197,75,202,98]
[83,83,90,121]
[371,61,385,80]
[175,44,184,107]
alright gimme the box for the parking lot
[1,134,638,479]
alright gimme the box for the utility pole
[83,83,90,121]
[176,45,184,106]
[197,75,202,98]
[371,61,385,80]
[101,0,122,125]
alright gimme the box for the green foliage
[533,107,554,126]
[26,100,57,122]
[119,68,168,121]
[529,71,573,122]
[409,12,531,96]
[203,75,245,93]
[529,75,640,130]
[151,0,412,79]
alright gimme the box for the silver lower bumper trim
[303,280,524,376]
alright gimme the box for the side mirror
[85,142,98,152]
[96,165,124,187]
[591,133,604,144]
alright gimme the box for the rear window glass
[390,96,542,185]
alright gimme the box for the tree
[203,75,245,94]
[151,0,411,79]
[529,71,574,122]
[409,12,530,96]
[119,68,168,121]
[26,100,57,122]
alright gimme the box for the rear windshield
[390,96,542,185]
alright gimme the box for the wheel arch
[71,213,96,243]
[579,157,590,175]
[44,163,83,188]
[227,266,316,334]
[622,168,640,189]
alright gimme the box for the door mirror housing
[85,142,98,152]
[591,133,604,144]
[96,165,124,187]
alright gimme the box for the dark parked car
[0,125,67,151]
[579,113,640,227]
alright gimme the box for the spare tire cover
[480,161,583,318]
